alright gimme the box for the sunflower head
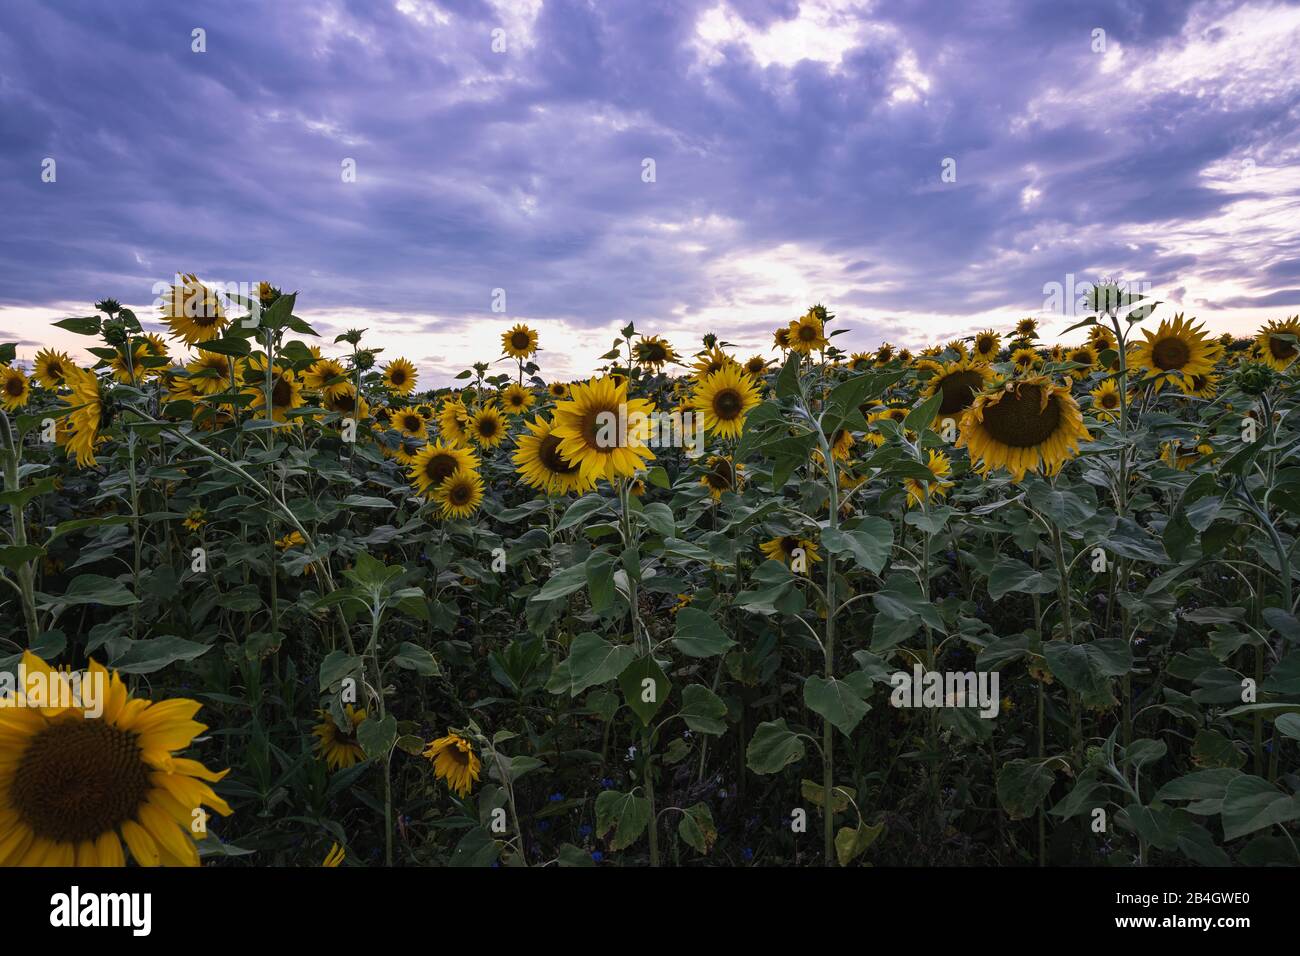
[513,415,592,495]
[1129,313,1222,390]
[468,404,507,448]
[923,358,995,423]
[502,383,534,414]
[502,324,539,360]
[551,376,657,483]
[691,365,760,439]
[634,336,679,370]
[972,330,1001,362]
[957,375,1091,482]
[33,349,72,389]
[1254,317,1300,371]
[408,440,479,498]
[383,358,418,396]
[160,273,228,346]
[904,449,954,507]
[0,366,32,411]
[313,705,367,771]
[433,467,485,519]
[699,455,742,501]
[1088,378,1125,422]
[423,732,482,797]
[759,535,822,574]
[788,312,828,355]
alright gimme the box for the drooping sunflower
[699,455,743,501]
[433,468,484,519]
[184,350,233,397]
[501,383,534,415]
[423,733,481,798]
[393,408,427,439]
[382,357,418,396]
[904,449,955,508]
[1087,325,1117,353]
[303,358,350,401]
[744,355,772,377]
[60,366,106,468]
[691,365,760,439]
[0,366,31,411]
[501,324,539,360]
[634,336,679,370]
[32,349,72,390]
[922,358,995,425]
[408,440,479,498]
[324,382,370,421]
[182,507,207,532]
[1178,372,1220,399]
[759,535,822,573]
[773,326,793,351]
[1128,314,1221,390]
[1088,379,1124,422]
[551,376,657,483]
[957,376,1091,482]
[1160,438,1214,471]
[787,312,828,355]
[437,398,472,445]
[467,404,507,448]
[1254,317,1300,371]
[0,651,231,866]
[513,415,593,495]
[160,273,228,346]
[875,342,895,365]
[312,706,367,771]
[972,329,1001,363]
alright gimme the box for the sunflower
[787,312,828,355]
[324,383,370,421]
[0,651,231,866]
[551,377,657,483]
[32,349,72,390]
[501,324,539,360]
[628,477,647,497]
[241,356,305,423]
[108,343,152,385]
[848,352,873,372]
[1014,318,1039,340]
[0,366,31,411]
[468,404,507,448]
[690,346,737,380]
[547,381,570,400]
[393,408,427,439]
[60,366,105,468]
[1087,325,1117,352]
[1129,314,1221,390]
[275,531,306,550]
[423,733,481,797]
[1064,344,1098,380]
[184,350,233,397]
[826,427,855,462]
[381,358,418,396]
[501,383,534,414]
[1178,372,1220,399]
[634,336,679,370]
[1254,317,1300,371]
[408,441,479,498]
[744,355,772,377]
[1010,347,1040,374]
[160,273,228,346]
[312,706,367,771]
[1160,438,1214,471]
[699,455,743,500]
[923,358,995,424]
[437,398,472,445]
[773,326,793,351]
[946,339,969,360]
[321,843,346,867]
[759,535,822,573]
[372,405,393,429]
[513,415,593,495]
[303,358,350,401]
[691,365,760,439]
[875,343,895,365]
[182,507,207,532]
[957,376,1091,482]
[972,329,1001,362]
[1088,379,1124,422]
[433,468,484,519]
[904,449,954,508]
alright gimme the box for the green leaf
[746,718,806,774]
[801,779,856,813]
[618,654,670,727]
[356,714,398,760]
[835,821,885,867]
[556,494,611,531]
[594,790,651,851]
[822,517,892,575]
[0,544,44,571]
[391,642,440,676]
[673,608,736,658]
[678,802,717,854]
[803,674,869,736]
[1220,774,1300,841]
[997,759,1057,821]
[679,683,727,735]
[585,551,616,614]
[987,557,1057,602]
[111,636,213,674]
[40,574,138,609]
[194,336,252,357]
[565,633,637,697]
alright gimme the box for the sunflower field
[2,279,1299,869]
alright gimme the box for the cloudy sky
[1,0,1298,384]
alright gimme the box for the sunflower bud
[1234,361,1277,396]
[354,349,376,371]
[95,298,121,315]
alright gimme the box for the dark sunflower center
[425,453,458,484]
[511,332,531,351]
[1070,350,1092,365]
[713,388,743,419]
[4,377,23,397]
[509,393,524,407]
[402,415,422,431]
[798,325,817,342]
[449,482,472,505]
[477,417,499,438]
[937,370,985,415]
[1151,337,1190,370]
[1101,392,1119,408]
[1268,334,1296,360]
[391,369,407,385]
[582,404,621,450]
[12,718,152,843]
[982,384,1062,448]
[272,377,292,407]
[539,435,578,474]
[977,336,995,353]
[780,536,799,554]
[642,344,666,363]
[706,460,734,488]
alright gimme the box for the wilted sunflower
[0,366,31,411]
[691,365,760,439]
[433,468,484,519]
[312,706,367,771]
[1088,379,1124,422]
[772,326,793,351]
[759,535,821,573]
[699,455,743,500]
[1129,314,1221,390]
[501,324,539,360]
[408,440,479,498]
[0,651,231,866]
[744,355,772,377]
[393,408,427,439]
[1161,438,1214,471]
[60,366,106,468]
[423,733,481,797]
[634,336,679,370]
[513,415,592,495]
[32,349,72,389]
[501,383,534,414]
[1254,317,1300,371]
[551,376,657,483]
[468,404,507,448]
[957,376,1091,482]
[972,329,1001,362]
[787,312,828,355]
[923,358,995,424]
[382,357,418,396]
[547,381,570,400]
[184,349,233,397]
[904,449,954,508]
[437,398,472,445]
[160,273,228,346]
[303,358,350,401]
